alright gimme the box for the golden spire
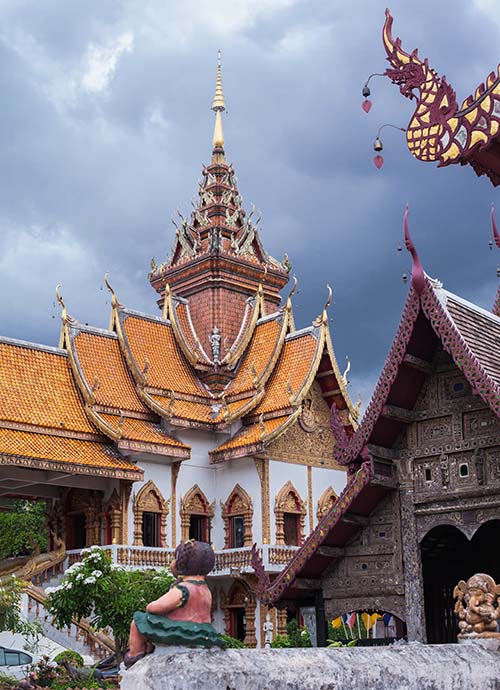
[211,50,225,153]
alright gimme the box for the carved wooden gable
[266,381,342,467]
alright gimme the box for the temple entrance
[421,520,500,643]
[230,608,246,642]
[66,513,86,550]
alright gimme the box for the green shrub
[220,633,245,648]
[0,500,48,559]
[53,650,84,667]
[0,672,17,689]
[270,633,291,648]
[46,547,175,659]
[286,619,311,648]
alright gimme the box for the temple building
[257,208,500,645]
[0,60,358,647]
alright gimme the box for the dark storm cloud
[0,0,498,407]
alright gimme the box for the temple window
[189,514,210,542]
[133,481,169,547]
[221,484,253,549]
[459,463,469,478]
[425,468,432,481]
[180,485,214,544]
[274,481,306,546]
[316,486,338,522]
[283,513,300,546]
[142,511,161,547]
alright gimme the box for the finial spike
[104,273,123,309]
[211,51,225,153]
[491,203,500,249]
[404,204,426,296]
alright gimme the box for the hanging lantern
[373,155,384,169]
[402,273,408,284]
[362,99,372,113]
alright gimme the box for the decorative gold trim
[274,481,307,546]
[171,462,181,548]
[316,485,338,522]
[307,465,313,533]
[180,484,215,542]
[254,458,270,544]
[221,484,253,548]
[222,284,265,367]
[133,480,170,547]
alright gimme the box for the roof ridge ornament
[104,273,124,310]
[313,284,332,326]
[211,50,226,155]
[492,202,500,249]
[404,204,426,296]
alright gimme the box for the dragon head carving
[383,9,426,99]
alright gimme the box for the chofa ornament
[453,573,500,638]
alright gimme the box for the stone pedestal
[459,636,500,652]
[121,644,500,690]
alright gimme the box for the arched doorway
[421,520,500,643]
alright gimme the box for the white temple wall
[311,466,347,522]
[268,460,308,543]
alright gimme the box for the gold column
[254,458,270,544]
[307,465,314,533]
[171,462,181,548]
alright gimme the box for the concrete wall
[122,645,500,690]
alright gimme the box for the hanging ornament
[362,99,372,113]
[373,155,384,169]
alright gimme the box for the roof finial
[491,203,500,249]
[211,50,225,154]
[404,204,425,296]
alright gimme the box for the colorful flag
[331,616,343,629]
[347,612,356,629]
[361,612,370,630]
[383,613,393,626]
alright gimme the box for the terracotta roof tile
[211,416,288,453]
[227,318,282,395]
[253,333,318,415]
[0,342,95,434]
[122,315,206,397]
[100,414,189,448]
[0,428,140,473]
[73,331,148,413]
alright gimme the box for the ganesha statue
[125,540,225,668]
[453,573,500,639]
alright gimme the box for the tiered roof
[0,336,142,481]
[0,58,357,485]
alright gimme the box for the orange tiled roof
[73,330,149,414]
[0,427,141,474]
[253,332,318,415]
[121,314,206,397]
[210,416,289,454]
[149,395,254,425]
[0,341,95,434]
[100,414,189,448]
[226,317,282,395]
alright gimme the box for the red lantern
[362,99,372,113]
[373,155,384,169]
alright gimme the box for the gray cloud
[0,0,499,409]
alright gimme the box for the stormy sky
[0,0,499,409]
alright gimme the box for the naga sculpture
[382,9,500,186]
[453,573,500,639]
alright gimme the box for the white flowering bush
[46,547,174,656]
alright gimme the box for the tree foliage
[0,500,48,559]
[45,547,175,655]
[0,576,42,641]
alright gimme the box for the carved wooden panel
[266,382,339,467]
[463,409,500,439]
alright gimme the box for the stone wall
[121,645,500,690]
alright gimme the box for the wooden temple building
[0,60,358,647]
[256,207,500,645]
